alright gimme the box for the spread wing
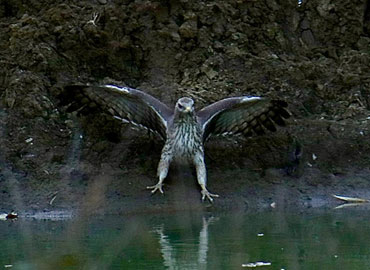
[63,84,173,140]
[197,96,290,142]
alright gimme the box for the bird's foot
[147,183,164,194]
[201,189,219,203]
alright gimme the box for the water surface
[1,208,370,269]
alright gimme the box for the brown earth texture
[0,0,370,215]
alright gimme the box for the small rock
[213,41,223,50]
[179,20,198,38]
[170,31,181,42]
[201,64,218,79]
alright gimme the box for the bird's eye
[178,104,184,110]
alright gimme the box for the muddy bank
[0,0,369,214]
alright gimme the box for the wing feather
[63,84,173,140]
[197,97,290,141]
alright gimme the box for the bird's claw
[201,189,219,203]
[147,183,164,194]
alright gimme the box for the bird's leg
[200,185,219,203]
[194,153,219,202]
[147,148,171,194]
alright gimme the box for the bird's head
[176,97,194,113]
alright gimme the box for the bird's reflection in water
[153,217,217,270]
[3,210,370,269]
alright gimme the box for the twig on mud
[334,203,368,209]
[87,12,100,26]
[49,192,59,205]
[332,194,370,203]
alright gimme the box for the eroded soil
[0,0,369,214]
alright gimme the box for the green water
[0,209,370,270]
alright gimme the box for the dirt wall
[0,0,369,213]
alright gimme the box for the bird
[63,84,290,202]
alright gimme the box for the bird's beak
[185,106,191,112]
